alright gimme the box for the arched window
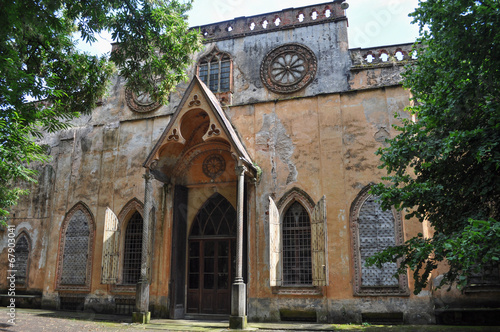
[350,186,408,296]
[190,193,236,237]
[282,202,312,286]
[57,202,95,291]
[268,188,328,289]
[61,210,90,284]
[122,211,143,284]
[197,48,232,94]
[14,233,30,287]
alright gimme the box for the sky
[79,0,421,55]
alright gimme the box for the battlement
[350,43,418,68]
[191,1,347,43]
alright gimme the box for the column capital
[235,165,247,177]
[143,172,154,182]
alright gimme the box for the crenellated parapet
[349,43,418,69]
[191,1,347,43]
[348,43,422,90]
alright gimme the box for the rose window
[271,53,306,85]
[261,43,317,94]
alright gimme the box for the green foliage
[370,0,500,293]
[0,0,202,220]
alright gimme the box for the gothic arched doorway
[187,193,236,314]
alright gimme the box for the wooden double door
[187,238,235,314]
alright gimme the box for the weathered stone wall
[0,77,171,308]
[225,86,436,323]
[199,19,350,105]
[2,1,481,324]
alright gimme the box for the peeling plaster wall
[2,4,487,323]
[2,92,169,303]
[227,86,438,323]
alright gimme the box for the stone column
[133,171,153,323]
[230,165,247,329]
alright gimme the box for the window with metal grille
[350,185,408,296]
[282,202,312,286]
[123,211,143,284]
[198,52,231,94]
[61,210,90,285]
[358,195,398,287]
[14,234,30,286]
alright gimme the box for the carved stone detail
[202,154,226,179]
[149,159,159,171]
[208,124,221,136]
[260,43,317,94]
[188,94,201,107]
[168,128,180,141]
[125,88,162,113]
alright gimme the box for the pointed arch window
[61,210,90,285]
[269,188,328,291]
[57,203,95,291]
[282,202,312,285]
[350,186,408,296]
[197,48,232,94]
[14,233,30,287]
[122,211,143,285]
[190,193,236,237]
[187,193,236,314]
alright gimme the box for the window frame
[122,211,144,285]
[196,47,233,103]
[281,201,313,287]
[14,231,31,288]
[56,202,95,291]
[349,185,409,296]
[269,188,328,294]
[115,198,145,290]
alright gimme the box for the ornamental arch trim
[277,187,315,215]
[349,184,409,296]
[56,202,95,291]
[118,198,144,225]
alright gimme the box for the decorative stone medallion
[202,154,226,179]
[125,88,162,113]
[260,43,317,94]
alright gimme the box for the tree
[369,0,500,293]
[0,0,202,220]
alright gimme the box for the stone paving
[1,308,500,332]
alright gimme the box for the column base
[229,315,247,329]
[132,311,151,324]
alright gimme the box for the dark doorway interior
[186,193,236,315]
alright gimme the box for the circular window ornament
[202,154,226,180]
[260,43,317,94]
[125,88,162,113]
